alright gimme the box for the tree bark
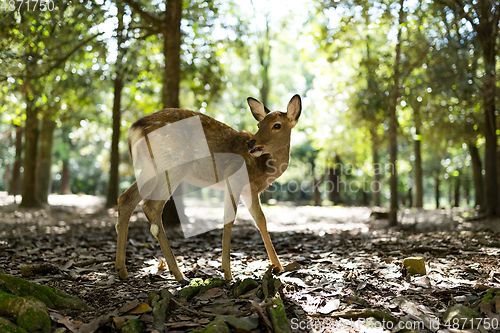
[453,174,460,207]
[480,32,499,217]
[328,155,342,204]
[161,0,185,231]
[9,125,22,196]
[3,165,10,193]
[388,0,405,226]
[20,84,40,208]
[107,77,123,207]
[370,129,381,207]
[468,141,484,209]
[59,160,71,194]
[107,2,125,208]
[311,161,321,206]
[258,19,273,204]
[162,0,182,109]
[37,110,56,204]
[413,104,423,208]
[435,175,440,209]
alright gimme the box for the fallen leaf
[283,261,301,272]
[199,287,224,298]
[158,259,167,270]
[127,302,152,314]
[119,300,140,313]
[49,311,81,333]
[318,299,340,314]
[112,316,126,328]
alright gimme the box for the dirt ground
[0,192,499,332]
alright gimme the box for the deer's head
[246,94,301,157]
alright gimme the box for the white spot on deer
[150,224,160,239]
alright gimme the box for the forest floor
[0,192,500,333]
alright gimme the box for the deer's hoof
[179,278,191,285]
[117,269,129,280]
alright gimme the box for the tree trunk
[20,87,40,208]
[256,18,273,204]
[453,174,460,207]
[107,76,123,207]
[468,141,484,209]
[162,0,181,109]
[413,104,423,208]
[388,0,405,226]
[4,164,10,193]
[478,7,499,217]
[259,17,271,108]
[371,129,381,206]
[328,155,342,204]
[435,175,440,209]
[9,125,22,196]
[161,0,185,231]
[107,2,125,208]
[59,160,72,195]
[37,110,56,204]
[58,126,72,195]
[448,178,452,208]
[311,161,321,206]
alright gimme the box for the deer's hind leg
[221,185,241,280]
[142,166,190,283]
[116,182,143,280]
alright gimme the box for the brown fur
[115,95,301,282]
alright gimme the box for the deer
[115,94,301,283]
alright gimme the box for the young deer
[115,94,301,283]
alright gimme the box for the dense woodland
[1,0,500,224]
[1,1,500,332]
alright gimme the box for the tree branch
[400,5,469,84]
[24,31,105,81]
[121,0,162,27]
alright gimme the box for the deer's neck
[244,145,290,196]
[263,146,291,181]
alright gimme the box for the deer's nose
[247,140,256,148]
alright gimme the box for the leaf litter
[0,195,500,332]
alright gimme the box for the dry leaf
[127,302,152,314]
[157,259,167,270]
[112,316,126,328]
[283,261,301,272]
[318,299,340,314]
[199,287,224,298]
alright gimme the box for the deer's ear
[247,97,270,121]
[286,94,301,127]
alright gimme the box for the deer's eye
[273,123,281,130]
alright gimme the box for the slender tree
[106,1,126,208]
[388,0,405,226]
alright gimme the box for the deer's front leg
[243,194,283,272]
[222,187,239,280]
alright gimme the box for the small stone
[402,257,426,276]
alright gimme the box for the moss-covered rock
[0,292,51,333]
[0,274,93,333]
[0,273,93,311]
